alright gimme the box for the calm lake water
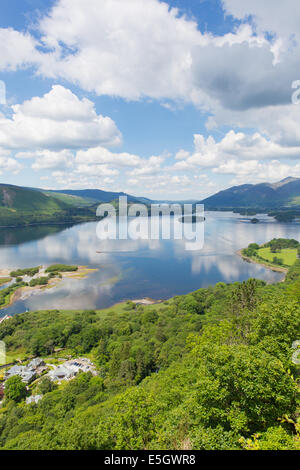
[0,211,299,316]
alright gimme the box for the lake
[0,211,299,316]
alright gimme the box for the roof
[28,358,45,369]
[5,365,37,383]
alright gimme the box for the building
[48,358,96,382]
[4,357,45,384]
[28,358,45,369]
[5,365,37,384]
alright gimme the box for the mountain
[0,184,69,212]
[0,184,100,227]
[46,188,152,205]
[201,177,300,210]
[0,184,153,227]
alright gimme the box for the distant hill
[0,184,68,212]
[45,188,152,205]
[201,177,300,210]
[0,184,153,227]
[0,184,100,227]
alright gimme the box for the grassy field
[0,278,11,286]
[258,247,297,266]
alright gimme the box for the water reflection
[0,212,299,315]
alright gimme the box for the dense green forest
[0,259,299,450]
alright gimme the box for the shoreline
[0,218,98,229]
[0,266,98,310]
[131,297,164,306]
[237,248,288,277]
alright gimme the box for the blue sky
[0,0,299,199]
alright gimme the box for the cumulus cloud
[0,28,39,71]
[174,130,300,171]
[0,85,122,151]
[0,0,298,120]
[75,147,141,167]
[222,0,300,42]
[215,159,300,184]
[0,1,284,109]
[35,0,201,101]
[0,149,22,175]
[19,150,74,171]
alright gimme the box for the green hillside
[0,255,299,450]
[45,188,152,204]
[0,184,68,212]
[41,191,94,207]
[0,184,99,227]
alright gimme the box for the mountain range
[0,177,299,227]
[200,177,300,210]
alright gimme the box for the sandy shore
[0,269,12,278]
[237,249,288,276]
[132,298,163,305]
[0,266,98,309]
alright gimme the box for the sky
[0,0,300,200]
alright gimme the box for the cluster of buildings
[3,357,96,386]
[0,356,97,404]
[4,358,46,384]
[48,358,96,383]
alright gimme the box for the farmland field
[258,247,297,266]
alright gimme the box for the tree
[38,377,56,395]
[5,376,27,403]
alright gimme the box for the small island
[0,264,97,310]
[239,238,300,276]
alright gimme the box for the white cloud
[74,164,119,177]
[215,159,300,184]
[0,28,39,71]
[30,0,300,114]
[15,85,98,122]
[0,86,121,151]
[26,150,74,171]
[76,147,141,167]
[128,156,165,176]
[0,0,298,120]
[36,0,201,101]
[174,130,300,171]
[222,0,300,42]
[0,151,22,175]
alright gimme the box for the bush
[5,376,27,402]
[38,377,56,395]
[10,267,40,278]
[45,264,78,273]
[272,257,283,266]
[29,277,49,287]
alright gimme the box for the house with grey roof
[4,357,45,384]
[48,358,96,382]
[28,358,45,369]
[5,365,37,384]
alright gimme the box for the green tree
[5,376,27,403]
[38,377,56,395]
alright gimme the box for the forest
[0,260,299,450]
